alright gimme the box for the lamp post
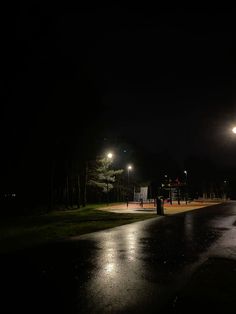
[127,165,132,185]
[184,170,188,181]
[106,152,113,205]
[223,180,228,200]
[165,174,173,205]
[184,170,188,204]
[127,165,133,202]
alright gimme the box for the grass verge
[0,203,157,253]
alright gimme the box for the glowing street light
[107,152,113,159]
[232,127,236,134]
[127,165,133,183]
[184,170,188,179]
[126,165,133,202]
[184,170,188,204]
[104,152,113,205]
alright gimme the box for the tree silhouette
[88,157,123,201]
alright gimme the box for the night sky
[1,6,235,192]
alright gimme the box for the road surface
[1,201,236,313]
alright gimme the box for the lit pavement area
[99,200,221,215]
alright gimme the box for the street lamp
[127,165,132,184]
[127,165,133,202]
[223,180,228,200]
[184,170,188,181]
[232,127,236,134]
[107,152,113,159]
[105,152,113,205]
[184,170,188,204]
[164,174,173,205]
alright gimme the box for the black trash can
[156,197,164,215]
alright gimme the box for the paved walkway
[99,200,222,215]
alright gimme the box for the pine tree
[88,158,123,195]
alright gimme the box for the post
[106,180,109,205]
[156,197,164,215]
[127,165,132,202]
[177,187,180,205]
[184,170,188,204]
[82,162,88,207]
[77,174,81,209]
[169,186,172,205]
[126,196,129,207]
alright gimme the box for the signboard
[134,186,148,202]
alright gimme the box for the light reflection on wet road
[1,202,236,313]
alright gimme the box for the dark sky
[95,8,234,164]
[1,6,235,186]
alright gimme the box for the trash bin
[156,197,164,215]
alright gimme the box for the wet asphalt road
[1,202,236,313]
